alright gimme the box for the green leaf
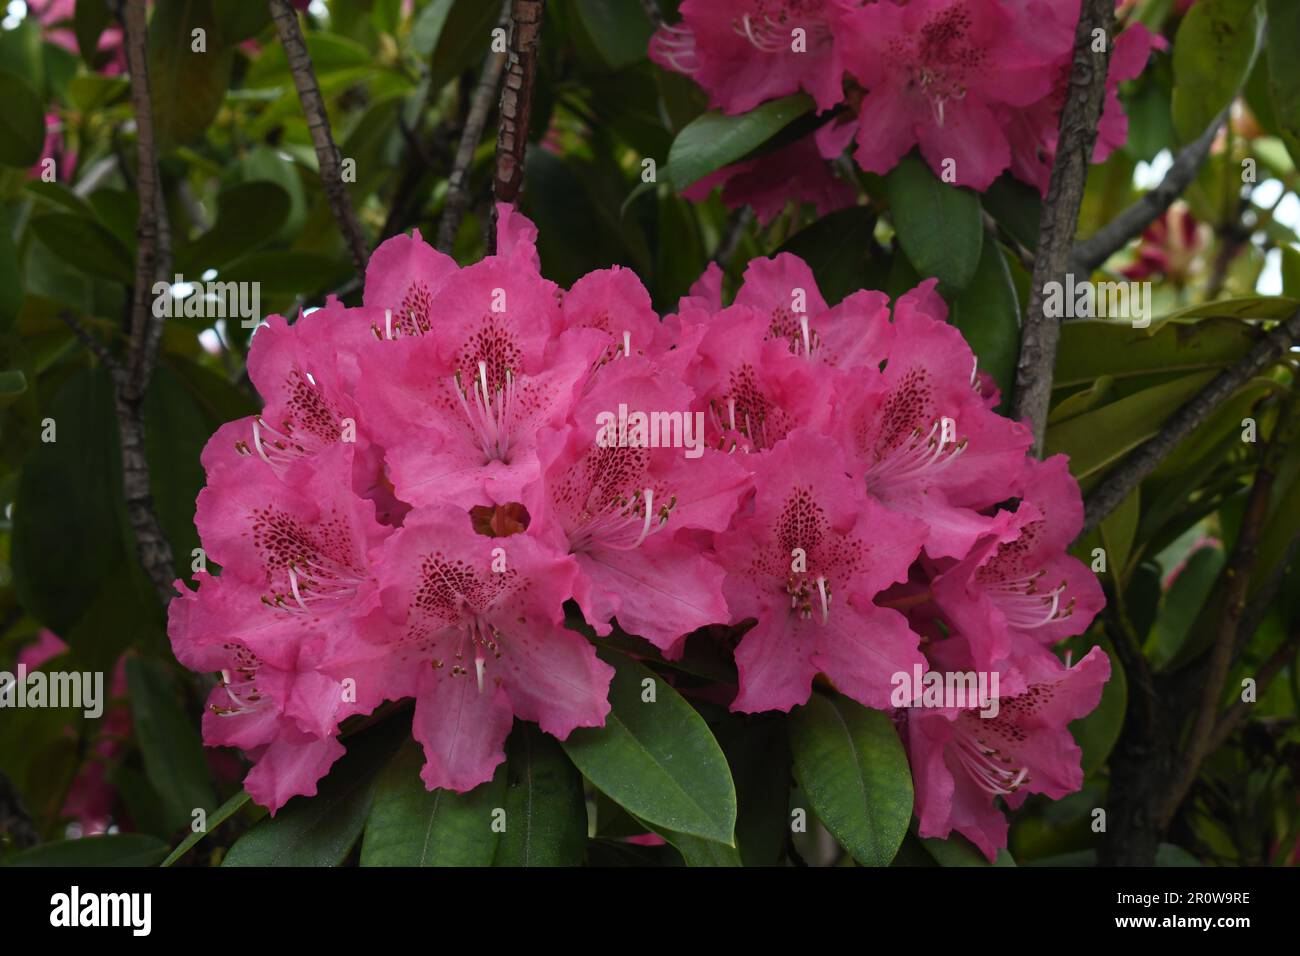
[1170,0,1264,144]
[653,827,743,866]
[573,0,653,70]
[360,741,506,867]
[0,70,45,168]
[126,657,216,833]
[665,94,814,191]
[219,250,351,297]
[223,721,405,867]
[920,832,1016,866]
[1044,371,1217,482]
[148,0,233,150]
[560,651,737,845]
[1148,544,1225,669]
[74,0,113,67]
[177,181,291,273]
[11,368,125,633]
[2,835,168,867]
[411,0,456,57]
[30,213,135,283]
[1068,634,1127,775]
[212,0,270,44]
[161,791,252,867]
[0,225,21,334]
[789,691,913,867]
[493,723,587,867]
[776,206,881,306]
[950,240,1021,410]
[426,0,504,93]
[1267,0,1300,167]
[1053,318,1257,388]
[886,153,983,295]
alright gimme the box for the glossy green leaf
[161,790,252,867]
[0,70,45,167]
[1054,318,1258,388]
[1265,0,1300,167]
[149,0,233,150]
[223,722,404,867]
[29,213,135,283]
[177,181,291,273]
[1170,0,1263,143]
[493,723,587,867]
[886,153,983,295]
[776,206,880,306]
[2,834,169,867]
[950,239,1021,409]
[665,94,814,191]
[789,691,913,867]
[561,651,737,846]
[360,741,506,867]
[126,657,216,833]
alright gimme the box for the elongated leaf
[886,153,983,295]
[1171,0,1263,143]
[1266,0,1300,166]
[1054,318,1258,388]
[493,724,587,867]
[0,70,44,167]
[561,651,737,845]
[361,741,506,867]
[789,692,913,866]
[666,94,814,190]
[950,239,1021,409]
[1045,371,1217,482]
[177,181,291,273]
[161,791,252,867]
[149,0,232,150]
[223,722,404,866]
[127,657,216,833]
[920,832,1016,867]
[2,835,168,867]
[30,213,134,283]
[573,0,653,70]
[11,368,124,633]
[777,206,880,306]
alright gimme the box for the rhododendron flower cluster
[650,0,1160,204]
[169,204,1106,859]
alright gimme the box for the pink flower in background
[832,0,1059,190]
[30,0,125,74]
[649,0,847,114]
[684,135,855,227]
[906,645,1110,861]
[1120,202,1206,283]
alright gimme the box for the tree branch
[269,0,368,274]
[1158,388,1297,825]
[1011,0,1116,453]
[114,0,176,605]
[1082,308,1300,534]
[437,0,510,254]
[1205,631,1300,755]
[1069,107,1227,275]
[490,0,544,252]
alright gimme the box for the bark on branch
[437,0,511,254]
[1011,0,1116,453]
[1081,308,1300,534]
[1069,108,1228,275]
[491,0,543,251]
[269,0,369,274]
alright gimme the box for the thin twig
[1070,108,1228,275]
[437,0,510,254]
[1082,309,1300,534]
[713,207,754,271]
[1159,389,1297,825]
[1205,632,1300,755]
[491,0,544,252]
[58,312,122,374]
[1011,0,1116,453]
[114,0,176,604]
[269,0,368,274]
[982,209,1034,272]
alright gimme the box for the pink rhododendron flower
[343,504,611,791]
[168,201,1107,861]
[649,0,846,114]
[684,136,855,227]
[715,429,927,712]
[905,645,1111,861]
